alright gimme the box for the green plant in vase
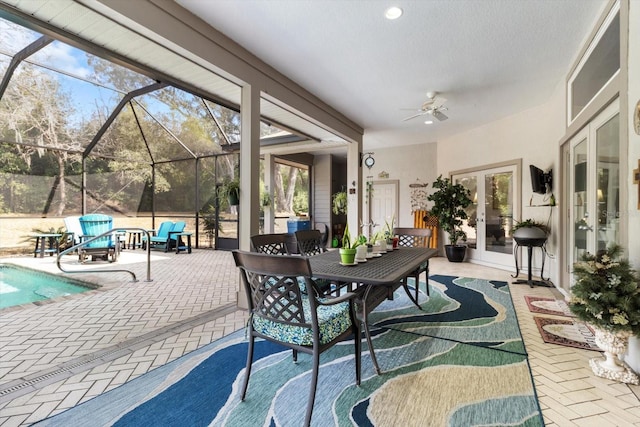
[569,244,640,384]
[339,223,360,265]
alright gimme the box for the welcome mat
[35,276,544,427]
[534,316,599,351]
[525,296,573,317]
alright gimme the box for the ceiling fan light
[385,6,403,20]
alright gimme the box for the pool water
[0,264,95,309]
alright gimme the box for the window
[568,2,620,124]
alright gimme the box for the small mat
[533,316,599,351]
[525,296,573,317]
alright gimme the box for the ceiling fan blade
[432,110,448,121]
[402,112,426,121]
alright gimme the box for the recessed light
[424,120,433,125]
[385,6,403,20]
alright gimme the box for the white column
[262,153,275,233]
[237,84,261,309]
[346,141,363,240]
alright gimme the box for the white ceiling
[176,0,607,150]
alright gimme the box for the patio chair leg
[241,334,255,400]
[402,279,423,310]
[304,349,321,427]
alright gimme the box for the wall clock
[364,154,375,169]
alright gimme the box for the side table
[32,233,62,258]
[174,232,192,254]
[127,230,144,250]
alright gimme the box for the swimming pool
[0,264,97,309]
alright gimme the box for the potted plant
[569,244,640,384]
[332,190,348,215]
[218,176,240,206]
[199,203,222,248]
[426,175,472,262]
[512,218,550,243]
[339,223,360,265]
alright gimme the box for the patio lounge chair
[63,216,83,248]
[146,221,174,251]
[232,250,361,427]
[148,221,186,252]
[78,214,118,262]
[167,221,186,252]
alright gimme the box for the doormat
[525,296,573,317]
[533,316,600,351]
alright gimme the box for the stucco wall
[435,81,566,283]
[359,142,438,228]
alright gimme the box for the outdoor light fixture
[385,6,403,20]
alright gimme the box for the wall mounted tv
[530,165,553,194]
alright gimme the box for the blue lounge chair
[78,214,118,262]
[167,221,186,252]
[147,221,176,252]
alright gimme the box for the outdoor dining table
[308,246,437,374]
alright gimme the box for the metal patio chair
[232,250,361,427]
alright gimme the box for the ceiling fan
[402,92,448,122]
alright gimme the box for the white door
[453,163,519,269]
[365,180,398,239]
[566,99,620,284]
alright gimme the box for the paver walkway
[0,250,638,426]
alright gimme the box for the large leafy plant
[569,245,640,334]
[426,175,472,246]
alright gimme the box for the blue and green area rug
[36,275,543,426]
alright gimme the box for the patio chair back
[155,221,174,238]
[295,229,326,256]
[393,227,433,302]
[250,233,291,255]
[79,214,114,249]
[63,216,83,245]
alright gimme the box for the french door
[453,162,520,269]
[566,99,620,283]
[365,180,398,238]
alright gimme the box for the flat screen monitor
[530,165,547,194]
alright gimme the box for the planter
[355,245,367,261]
[444,245,466,263]
[589,327,639,385]
[227,189,239,206]
[513,226,547,247]
[339,248,357,265]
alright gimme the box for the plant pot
[227,189,239,206]
[444,245,466,262]
[513,226,547,246]
[339,248,357,265]
[589,327,639,384]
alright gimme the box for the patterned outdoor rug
[525,296,573,317]
[35,275,543,427]
[533,316,599,351]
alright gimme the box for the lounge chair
[166,221,186,252]
[146,221,174,251]
[78,214,118,262]
[63,216,83,249]
[148,221,186,252]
